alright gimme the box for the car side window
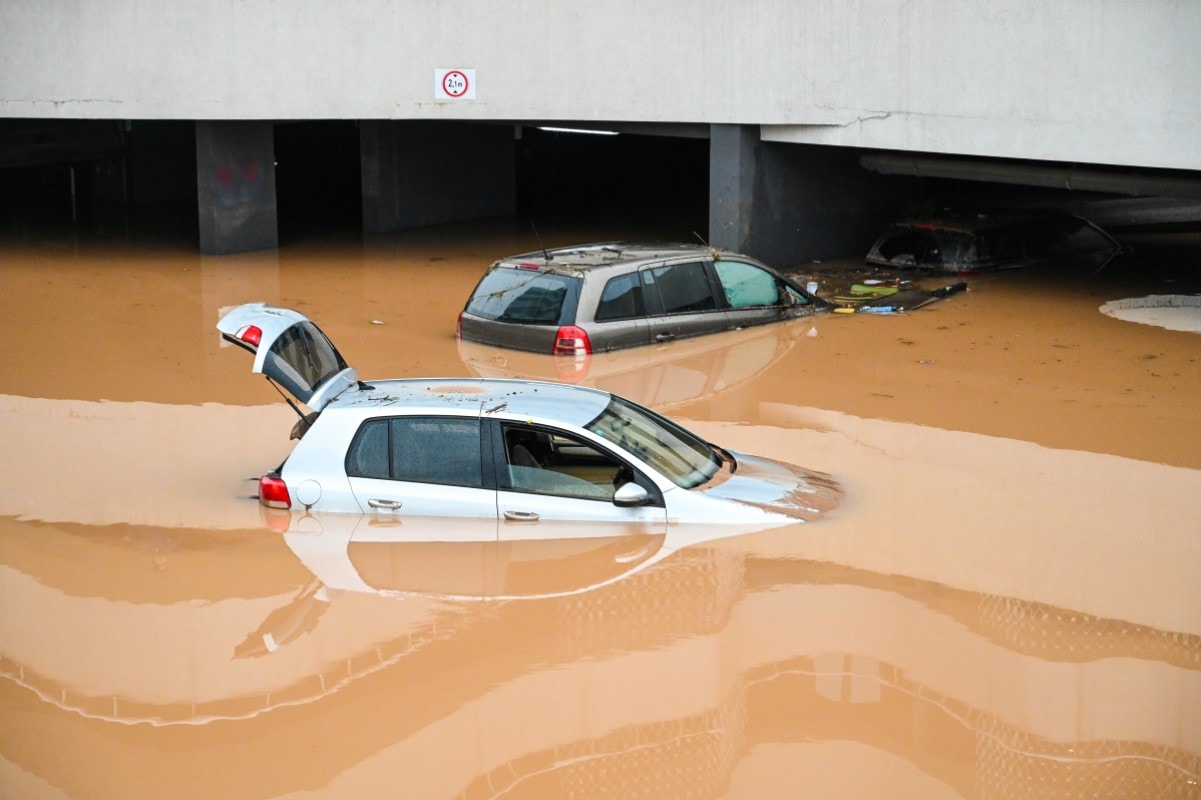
[714,260,785,308]
[346,419,390,478]
[647,261,718,315]
[594,272,646,321]
[346,416,483,488]
[501,424,633,501]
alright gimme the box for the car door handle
[503,510,539,522]
[368,499,403,510]
[654,332,675,342]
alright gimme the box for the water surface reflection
[1,509,1197,798]
[1,233,1199,799]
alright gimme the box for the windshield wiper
[711,443,737,473]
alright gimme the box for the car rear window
[264,321,348,402]
[872,227,975,269]
[465,266,580,325]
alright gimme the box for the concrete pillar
[360,121,515,233]
[709,124,758,254]
[710,124,917,267]
[90,156,128,238]
[196,121,278,255]
[359,120,399,234]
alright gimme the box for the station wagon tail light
[258,474,291,509]
[553,325,592,356]
[236,325,263,347]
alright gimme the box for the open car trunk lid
[217,302,358,412]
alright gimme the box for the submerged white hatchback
[218,303,840,526]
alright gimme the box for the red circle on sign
[442,70,469,98]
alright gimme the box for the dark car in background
[457,242,830,355]
[865,209,1124,274]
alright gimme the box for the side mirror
[612,482,651,507]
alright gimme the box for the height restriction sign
[434,69,475,100]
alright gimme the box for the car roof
[327,378,614,427]
[885,209,1081,236]
[496,242,737,274]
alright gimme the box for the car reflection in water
[235,506,778,663]
[458,314,817,411]
[243,506,775,659]
[3,512,1198,798]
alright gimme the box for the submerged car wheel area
[218,303,841,527]
[457,242,831,355]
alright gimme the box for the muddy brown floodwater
[1,223,1199,799]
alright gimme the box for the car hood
[697,451,841,522]
[217,302,358,412]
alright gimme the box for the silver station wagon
[218,303,840,526]
[457,242,831,355]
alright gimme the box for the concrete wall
[2,1,1197,172]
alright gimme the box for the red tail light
[259,475,291,509]
[456,310,463,339]
[238,325,263,347]
[552,325,592,356]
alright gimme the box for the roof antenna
[693,230,717,255]
[531,221,551,263]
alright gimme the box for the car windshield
[584,395,721,488]
[466,266,579,325]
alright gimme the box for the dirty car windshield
[466,267,578,325]
[584,395,721,488]
[264,322,347,401]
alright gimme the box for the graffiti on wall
[213,159,267,207]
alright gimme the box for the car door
[713,258,807,330]
[345,414,498,519]
[583,270,651,351]
[217,302,359,412]
[641,259,732,344]
[491,420,668,525]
